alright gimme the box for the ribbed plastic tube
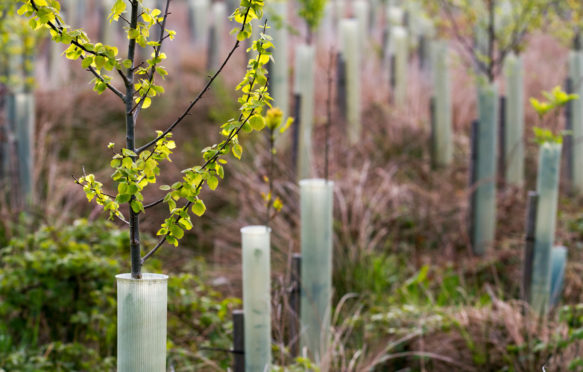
[569,51,583,193]
[189,0,209,45]
[117,273,168,372]
[333,0,346,28]
[472,83,498,255]
[403,1,422,49]
[550,246,567,307]
[339,19,361,145]
[269,1,289,149]
[100,0,116,47]
[431,41,452,167]
[353,0,369,45]
[391,26,408,107]
[49,38,65,88]
[14,93,35,202]
[64,0,81,27]
[369,0,381,31]
[300,179,334,364]
[530,143,562,314]
[387,6,404,26]
[474,26,488,72]
[7,33,23,93]
[294,44,315,181]
[209,2,226,68]
[318,2,333,43]
[503,52,525,186]
[241,226,272,372]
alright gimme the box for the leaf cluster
[530,85,578,119]
[297,0,327,31]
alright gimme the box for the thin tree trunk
[126,0,141,279]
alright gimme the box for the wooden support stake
[292,94,301,172]
[336,52,347,121]
[289,254,301,357]
[499,95,506,185]
[523,191,538,303]
[468,120,479,246]
[418,35,426,70]
[565,78,573,186]
[389,54,396,104]
[233,310,245,372]
[429,97,436,168]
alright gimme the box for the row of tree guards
[0,0,579,370]
[237,179,334,370]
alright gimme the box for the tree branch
[142,82,270,263]
[29,0,125,101]
[72,175,129,225]
[135,6,252,154]
[130,0,172,115]
[81,56,125,100]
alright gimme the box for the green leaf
[81,57,93,69]
[192,199,206,217]
[116,194,131,203]
[117,182,129,194]
[207,176,219,190]
[170,224,184,239]
[249,115,265,131]
[232,143,243,159]
[130,200,143,213]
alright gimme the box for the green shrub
[0,219,240,370]
[0,219,123,356]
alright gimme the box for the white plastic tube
[431,40,452,167]
[569,51,583,193]
[208,2,226,69]
[387,6,404,27]
[14,93,35,202]
[550,246,567,307]
[241,226,272,372]
[189,0,210,46]
[300,179,334,364]
[100,0,116,47]
[294,44,315,180]
[269,1,289,144]
[333,0,346,29]
[530,143,562,314]
[117,273,168,372]
[340,19,361,144]
[353,0,369,45]
[503,52,525,186]
[391,26,408,107]
[473,83,498,255]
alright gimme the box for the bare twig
[142,81,270,263]
[130,0,172,116]
[135,6,253,154]
[30,0,126,101]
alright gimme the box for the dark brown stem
[487,0,495,83]
[126,0,141,279]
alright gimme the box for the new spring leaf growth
[265,107,293,133]
[533,127,566,145]
[26,0,271,257]
[297,0,327,31]
[20,0,174,102]
[530,85,578,119]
